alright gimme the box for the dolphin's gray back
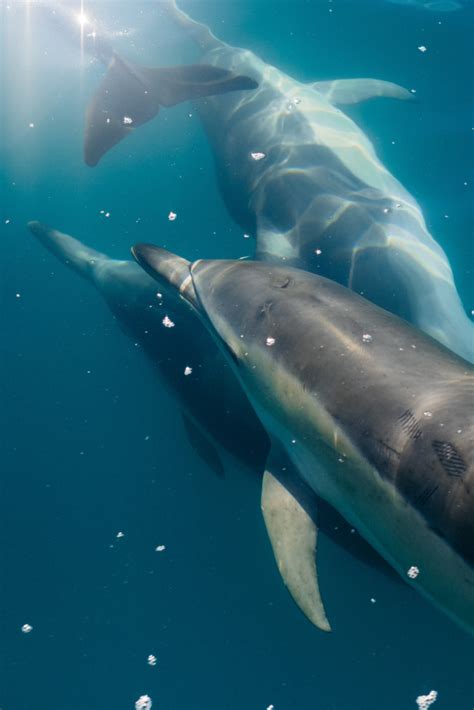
[191,260,474,567]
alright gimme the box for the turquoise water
[1,1,473,709]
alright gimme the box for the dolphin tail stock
[84,54,257,166]
[159,0,226,52]
[27,221,109,282]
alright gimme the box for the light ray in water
[78,0,88,63]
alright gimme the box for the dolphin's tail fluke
[84,54,257,166]
[28,221,108,282]
[159,0,225,52]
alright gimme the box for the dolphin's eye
[270,275,292,289]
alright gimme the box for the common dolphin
[26,221,266,478]
[27,220,398,575]
[36,2,257,166]
[133,244,474,634]
[154,1,473,362]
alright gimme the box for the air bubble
[415,690,438,710]
[135,695,152,710]
[162,316,175,328]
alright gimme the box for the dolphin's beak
[131,243,199,309]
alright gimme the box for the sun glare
[76,11,89,28]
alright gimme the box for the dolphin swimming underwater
[27,221,267,477]
[133,244,474,634]
[28,220,397,575]
[36,2,257,166]
[151,1,472,362]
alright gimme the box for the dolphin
[27,220,267,478]
[133,243,474,634]
[27,220,402,577]
[36,2,257,166]
[153,1,473,362]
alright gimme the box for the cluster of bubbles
[416,689,438,710]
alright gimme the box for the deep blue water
[1,1,473,709]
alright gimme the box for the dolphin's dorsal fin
[311,78,413,105]
[182,414,225,479]
[261,450,331,632]
[84,54,257,166]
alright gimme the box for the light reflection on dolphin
[157,1,473,362]
[133,243,474,634]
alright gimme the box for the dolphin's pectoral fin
[261,454,331,632]
[84,56,257,166]
[149,65,258,107]
[311,78,414,105]
[182,413,225,479]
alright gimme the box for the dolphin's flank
[132,244,474,635]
